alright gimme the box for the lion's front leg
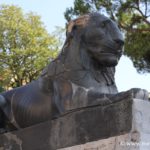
[64,83,115,111]
[66,84,149,112]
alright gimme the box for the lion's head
[42,13,124,92]
[66,13,124,67]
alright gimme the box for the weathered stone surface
[0,93,132,150]
[59,98,150,150]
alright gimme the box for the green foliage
[65,0,92,21]
[125,29,150,73]
[0,5,59,89]
[65,0,150,73]
[52,26,66,49]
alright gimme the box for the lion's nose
[114,39,124,47]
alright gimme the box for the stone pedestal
[0,92,149,150]
[59,98,150,150]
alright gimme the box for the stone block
[0,93,132,150]
[60,98,150,150]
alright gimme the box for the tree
[65,0,150,73]
[0,5,59,89]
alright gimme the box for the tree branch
[144,0,148,16]
[119,23,150,32]
[131,6,150,25]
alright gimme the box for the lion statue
[0,13,147,133]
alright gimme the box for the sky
[0,0,150,92]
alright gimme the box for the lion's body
[0,13,124,131]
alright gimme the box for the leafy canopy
[65,0,150,73]
[0,5,59,89]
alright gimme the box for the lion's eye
[100,20,110,28]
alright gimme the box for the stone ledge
[0,93,132,150]
[60,98,150,150]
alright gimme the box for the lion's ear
[66,23,79,39]
[66,14,90,37]
[66,21,74,36]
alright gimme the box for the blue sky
[0,0,150,92]
[0,0,74,31]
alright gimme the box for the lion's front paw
[129,88,149,100]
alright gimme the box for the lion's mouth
[96,52,119,60]
[100,49,122,56]
[95,50,121,60]
[91,51,119,67]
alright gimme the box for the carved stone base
[0,93,149,150]
[59,98,150,150]
[0,92,132,150]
